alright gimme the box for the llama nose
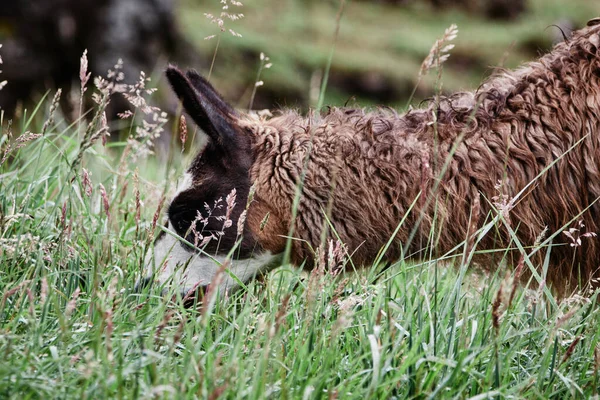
[134,277,153,293]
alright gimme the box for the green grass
[3,2,600,398]
[2,89,600,399]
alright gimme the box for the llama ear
[166,66,237,150]
[185,69,237,117]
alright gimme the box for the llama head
[140,66,280,297]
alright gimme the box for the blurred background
[1,0,599,124]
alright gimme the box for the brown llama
[142,20,600,298]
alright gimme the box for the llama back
[248,22,600,292]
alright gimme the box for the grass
[3,1,600,399]
[2,80,600,400]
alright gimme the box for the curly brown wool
[240,22,600,296]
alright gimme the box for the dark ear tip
[166,63,181,72]
[185,69,207,81]
[165,65,192,94]
[166,65,185,79]
[185,70,217,92]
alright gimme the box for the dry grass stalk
[249,52,272,110]
[236,209,247,237]
[1,280,32,309]
[121,71,166,161]
[465,194,481,257]
[79,49,90,89]
[155,310,174,343]
[556,308,578,330]
[60,201,68,231]
[172,317,187,346]
[26,288,34,317]
[507,255,525,308]
[79,49,90,121]
[104,309,114,360]
[118,179,129,205]
[208,384,228,400]
[81,168,93,197]
[65,287,81,319]
[274,293,291,333]
[41,89,62,135]
[492,179,515,228]
[306,245,327,309]
[204,0,244,40]
[179,114,188,150]
[560,335,581,365]
[492,277,506,332]
[73,92,109,169]
[204,0,245,80]
[418,24,458,78]
[1,130,42,166]
[134,168,142,237]
[331,277,350,304]
[99,183,111,220]
[200,262,227,320]
[420,150,431,208]
[148,195,166,244]
[40,277,48,304]
[181,281,204,305]
[563,220,597,248]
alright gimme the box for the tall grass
[2,6,600,400]
[1,72,600,400]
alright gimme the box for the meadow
[2,1,600,399]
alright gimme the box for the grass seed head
[204,0,244,39]
[492,276,507,332]
[40,277,48,304]
[80,49,90,91]
[179,114,187,149]
[236,209,247,236]
[560,335,581,365]
[148,195,166,243]
[507,255,525,308]
[134,168,141,225]
[61,201,68,230]
[82,168,93,197]
[41,89,62,135]
[419,24,458,78]
[99,183,111,219]
[65,287,81,319]
[556,308,578,330]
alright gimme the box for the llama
[143,20,600,298]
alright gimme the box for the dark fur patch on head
[166,66,259,259]
[168,164,258,258]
